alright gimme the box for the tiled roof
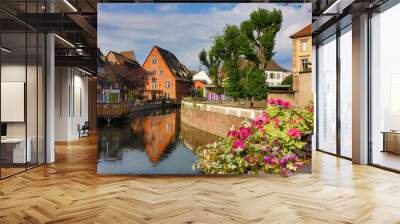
[120,50,136,61]
[106,51,141,68]
[290,24,312,38]
[265,59,288,72]
[154,45,192,82]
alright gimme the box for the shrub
[193,98,314,176]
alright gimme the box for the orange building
[142,45,192,101]
[130,111,177,163]
[194,80,206,89]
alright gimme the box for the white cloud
[157,4,181,12]
[98,3,311,70]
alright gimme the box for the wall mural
[97,3,314,176]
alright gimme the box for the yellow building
[290,24,313,106]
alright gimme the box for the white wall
[266,71,289,86]
[55,67,89,141]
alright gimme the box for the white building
[265,59,291,86]
[192,70,212,84]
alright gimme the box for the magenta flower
[270,156,278,165]
[228,130,240,138]
[279,157,287,166]
[267,98,276,105]
[275,99,283,106]
[288,153,298,160]
[239,127,251,139]
[263,156,270,164]
[260,148,267,154]
[245,155,251,162]
[282,101,291,109]
[233,140,245,149]
[288,128,301,138]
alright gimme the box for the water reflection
[97,108,219,174]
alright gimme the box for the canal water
[97,108,220,174]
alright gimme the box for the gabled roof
[106,51,141,68]
[145,45,192,82]
[193,71,212,84]
[290,24,312,39]
[120,50,136,61]
[265,59,288,72]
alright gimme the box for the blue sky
[98,3,311,71]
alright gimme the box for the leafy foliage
[244,66,268,101]
[241,8,282,69]
[194,99,314,176]
[199,36,225,96]
[281,75,293,87]
[99,63,149,101]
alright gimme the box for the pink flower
[259,127,265,133]
[263,156,270,164]
[282,101,291,109]
[233,140,245,149]
[267,98,276,105]
[275,99,283,106]
[272,117,281,128]
[309,105,314,113]
[279,157,287,166]
[281,167,290,177]
[228,130,240,138]
[295,162,304,168]
[270,156,278,165]
[239,127,251,139]
[260,148,267,154]
[263,114,270,124]
[245,155,251,162]
[288,128,301,138]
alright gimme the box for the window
[301,40,308,52]
[270,73,274,79]
[370,4,400,171]
[152,79,157,89]
[317,35,337,155]
[166,81,171,88]
[301,58,309,72]
[160,70,163,76]
[277,73,280,79]
[165,93,170,99]
[152,58,157,64]
[339,26,352,158]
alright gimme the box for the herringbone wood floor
[1,135,400,224]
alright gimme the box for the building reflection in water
[97,108,218,174]
[130,109,177,163]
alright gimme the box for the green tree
[240,8,282,69]
[244,66,268,102]
[221,25,251,100]
[199,36,225,100]
[281,75,293,87]
[240,8,282,105]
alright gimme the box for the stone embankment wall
[181,101,263,138]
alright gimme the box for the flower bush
[194,98,314,176]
